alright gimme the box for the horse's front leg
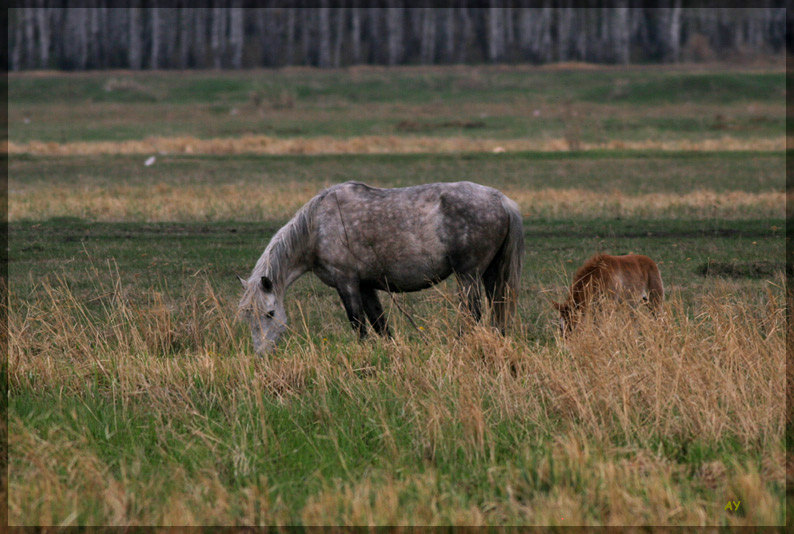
[361,285,392,338]
[335,280,368,339]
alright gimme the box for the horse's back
[312,181,516,291]
[329,180,506,204]
[320,181,510,233]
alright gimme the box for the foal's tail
[486,196,524,332]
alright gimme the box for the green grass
[578,72,785,104]
[8,151,785,193]
[7,66,785,143]
[8,69,785,106]
[11,382,781,525]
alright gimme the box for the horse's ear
[260,276,274,293]
[236,274,247,288]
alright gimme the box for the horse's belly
[312,249,452,292]
[369,264,453,292]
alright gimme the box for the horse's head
[238,275,287,354]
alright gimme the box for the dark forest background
[7,5,789,71]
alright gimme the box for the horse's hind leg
[361,286,392,338]
[335,281,368,339]
[482,270,505,333]
[456,273,483,324]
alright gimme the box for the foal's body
[554,253,663,334]
[239,181,524,353]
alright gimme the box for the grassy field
[7,64,785,150]
[5,64,788,526]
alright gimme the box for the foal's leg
[361,286,392,338]
[647,273,665,316]
[335,280,368,339]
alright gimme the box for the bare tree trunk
[657,2,680,62]
[193,8,207,68]
[457,4,473,64]
[301,7,315,65]
[36,3,50,68]
[556,6,573,61]
[211,7,225,68]
[443,8,455,63]
[61,7,88,70]
[105,7,122,68]
[408,8,423,57]
[333,6,345,67]
[730,9,745,51]
[613,3,630,64]
[100,6,112,68]
[229,4,244,68]
[367,7,380,63]
[150,5,160,69]
[11,9,22,71]
[129,5,142,69]
[572,9,588,61]
[75,8,89,69]
[254,8,265,66]
[163,8,177,67]
[746,9,761,49]
[769,7,786,50]
[488,1,504,62]
[596,7,610,62]
[517,7,530,59]
[420,8,436,64]
[668,0,682,62]
[89,5,102,68]
[504,6,514,49]
[23,6,36,69]
[629,7,644,57]
[286,7,296,65]
[317,4,331,67]
[387,5,403,65]
[254,9,266,66]
[178,7,190,68]
[539,6,552,62]
[351,6,361,64]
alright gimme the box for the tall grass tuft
[7,267,785,525]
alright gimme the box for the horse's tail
[485,195,524,332]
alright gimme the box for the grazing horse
[238,181,524,354]
[553,253,664,336]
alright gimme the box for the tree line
[7,4,789,71]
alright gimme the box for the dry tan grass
[8,183,784,222]
[7,269,786,525]
[4,134,785,157]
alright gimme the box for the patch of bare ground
[4,135,785,157]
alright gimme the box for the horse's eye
[266,310,275,319]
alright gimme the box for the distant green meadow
[8,67,785,144]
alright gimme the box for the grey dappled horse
[238,181,524,354]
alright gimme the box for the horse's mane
[238,189,328,311]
